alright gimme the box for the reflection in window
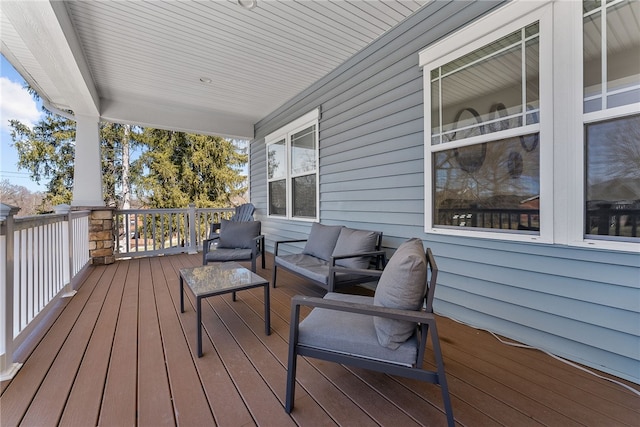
[428,21,541,235]
[291,126,316,175]
[583,0,640,112]
[434,136,540,232]
[268,139,286,180]
[585,114,640,240]
[431,23,539,145]
[268,180,286,216]
[265,110,318,220]
[583,0,640,241]
[293,174,316,218]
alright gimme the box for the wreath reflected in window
[488,102,509,133]
[520,104,539,152]
[452,107,486,173]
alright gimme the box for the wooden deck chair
[285,239,454,426]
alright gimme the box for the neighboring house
[251,0,640,384]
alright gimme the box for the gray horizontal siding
[249,0,640,384]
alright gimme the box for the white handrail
[114,206,235,259]
[0,204,90,380]
[1,203,236,380]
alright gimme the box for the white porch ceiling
[1,0,428,139]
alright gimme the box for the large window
[266,109,319,220]
[422,10,546,240]
[421,1,639,249]
[583,0,640,242]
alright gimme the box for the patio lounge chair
[285,238,454,426]
[202,219,265,272]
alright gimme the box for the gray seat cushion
[218,219,261,249]
[373,238,427,349]
[332,227,379,269]
[204,248,254,262]
[276,254,330,284]
[276,253,371,286]
[298,293,419,367]
[302,223,343,261]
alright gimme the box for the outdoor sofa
[272,223,385,292]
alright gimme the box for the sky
[0,54,248,196]
[0,54,46,192]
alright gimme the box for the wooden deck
[1,253,638,426]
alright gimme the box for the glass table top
[180,262,268,297]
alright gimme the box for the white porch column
[72,115,104,207]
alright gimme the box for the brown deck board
[137,257,175,426]
[166,255,256,427]
[0,265,105,425]
[151,256,217,426]
[1,252,638,427]
[20,260,117,425]
[58,261,129,426]
[98,258,140,426]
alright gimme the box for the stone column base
[88,207,116,265]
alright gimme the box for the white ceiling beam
[100,98,254,140]
[1,0,99,117]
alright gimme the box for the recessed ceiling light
[199,77,212,84]
[237,0,257,10]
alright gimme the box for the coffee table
[179,262,270,357]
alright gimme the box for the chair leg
[430,321,454,427]
[285,303,301,413]
[285,350,297,413]
[272,265,278,288]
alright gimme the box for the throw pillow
[332,228,378,269]
[373,238,427,349]
[218,219,261,249]
[302,223,343,261]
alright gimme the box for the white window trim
[265,108,319,221]
[420,0,639,252]
[566,0,639,253]
[420,1,553,244]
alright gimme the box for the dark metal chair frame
[272,231,386,292]
[285,248,454,426]
[201,233,265,272]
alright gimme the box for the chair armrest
[252,235,265,251]
[291,295,434,324]
[203,235,220,247]
[202,236,220,253]
[202,235,221,264]
[252,235,265,261]
[274,239,308,256]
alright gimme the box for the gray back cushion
[373,238,427,349]
[303,223,343,261]
[332,228,379,269]
[218,219,261,249]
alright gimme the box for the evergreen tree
[10,113,248,211]
[10,113,75,211]
[135,129,247,208]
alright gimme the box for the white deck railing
[1,203,236,379]
[114,205,235,258]
[1,204,90,380]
